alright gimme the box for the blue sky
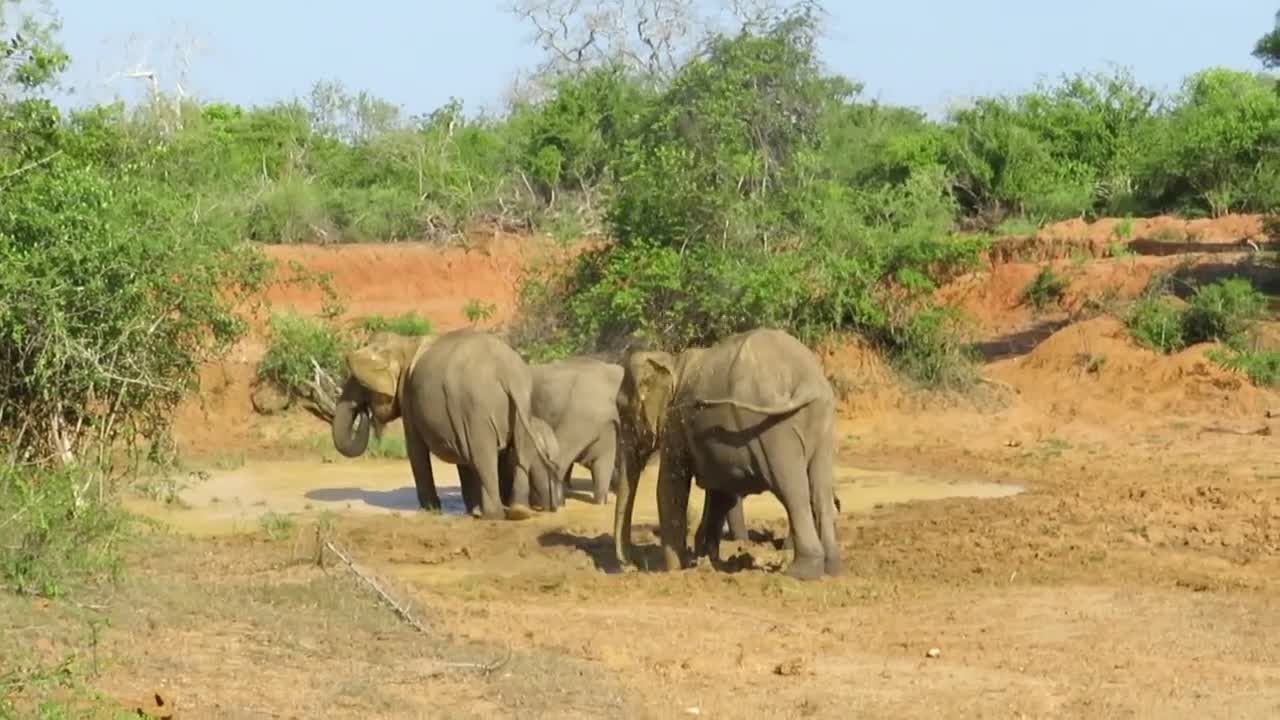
[50,1,1277,119]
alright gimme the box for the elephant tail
[682,384,830,417]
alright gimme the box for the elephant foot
[505,504,535,521]
[661,547,685,572]
[824,556,842,576]
[783,555,825,581]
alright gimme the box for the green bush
[358,311,434,337]
[1209,347,1280,386]
[1126,295,1188,353]
[1181,277,1269,344]
[1123,276,1276,385]
[0,465,127,597]
[1022,267,1070,311]
[256,312,352,398]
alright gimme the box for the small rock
[926,648,941,659]
[685,708,701,715]
[250,382,291,414]
[774,657,811,676]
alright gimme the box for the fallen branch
[428,644,514,677]
[1197,425,1272,438]
[320,535,431,635]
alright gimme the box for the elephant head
[612,348,701,564]
[332,332,432,458]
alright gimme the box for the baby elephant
[527,356,625,506]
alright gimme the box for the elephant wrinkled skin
[330,328,561,521]
[613,328,840,580]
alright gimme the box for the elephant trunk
[331,378,372,458]
[612,443,642,567]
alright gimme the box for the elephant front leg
[403,419,441,511]
[655,443,693,573]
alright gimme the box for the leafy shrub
[0,464,127,597]
[1022,267,1070,311]
[1139,68,1280,215]
[256,312,352,399]
[1126,296,1188,353]
[358,311,433,337]
[1181,277,1268,345]
[1208,348,1280,386]
[1123,276,1276,385]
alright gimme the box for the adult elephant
[612,328,840,580]
[331,328,561,520]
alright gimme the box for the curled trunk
[331,378,372,458]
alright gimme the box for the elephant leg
[760,439,824,581]
[721,495,747,542]
[588,445,616,506]
[656,441,693,573]
[469,437,507,521]
[695,488,736,564]
[497,448,514,507]
[808,442,841,577]
[457,464,483,518]
[403,418,441,511]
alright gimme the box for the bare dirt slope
[8,215,1280,719]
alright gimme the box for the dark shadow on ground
[1162,259,1280,301]
[1128,239,1280,257]
[539,524,789,574]
[972,317,1074,362]
[305,486,468,515]
[538,529,665,574]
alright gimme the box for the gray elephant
[612,327,840,580]
[331,328,561,520]
[526,356,625,506]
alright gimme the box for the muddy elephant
[613,328,840,580]
[330,328,561,520]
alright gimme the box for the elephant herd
[330,326,841,580]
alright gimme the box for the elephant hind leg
[458,464,483,518]
[808,444,841,577]
[759,439,824,581]
[695,488,736,564]
[588,444,616,506]
[722,495,747,542]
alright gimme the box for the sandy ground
[5,215,1280,719]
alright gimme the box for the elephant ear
[347,346,401,398]
[630,351,676,441]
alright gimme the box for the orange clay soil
[11,214,1280,719]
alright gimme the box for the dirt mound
[988,213,1269,263]
[989,316,1277,423]
[817,337,905,415]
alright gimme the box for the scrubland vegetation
[2,1,1279,714]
